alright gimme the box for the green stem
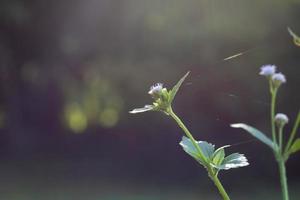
[284,110,300,154]
[168,107,207,162]
[211,174,231,200]
[278,127,283,153]
[269,83,290,200]
[207,167,230,200]
[278,159,289,200]
[271,88,278,145]
[168,107,230,200]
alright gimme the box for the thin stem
[284,110,300,154]
[271,88,278,146]
[270,83,290,200]
[211,173,231,200]
[278,126,283,153]
[168,107,231,200]
[278,159,289,200]
[168,107,207,162]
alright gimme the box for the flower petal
[259,64,276,77]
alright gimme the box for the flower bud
[275,113,289,128]
[148,83,163,98]
[259,65,276,77]
[272,73,286,88]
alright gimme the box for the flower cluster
[130,72,190,115]
[129,82,170,114]
[259,65,289,127]
[259,65,286,88]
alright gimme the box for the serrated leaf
[169,72,190,103]
[288,138,300,155]
[288,27,300,47]
[179,136,214,165]
[200,142,215,159]
[180,136,200,160]
[212,148,225,166]
[213,153,249,170]
[231,123,278,151]
[129,105,154,114]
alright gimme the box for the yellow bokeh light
[99,108,119,128]
[65,103,87,133]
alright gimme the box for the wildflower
[272,73,286,88]
[275,113,289,128]
[259,65,276,77]
[130,72,190,115]
[148,83,163,98]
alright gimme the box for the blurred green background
[0,0,300,199]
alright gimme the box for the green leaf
[212,148,225,166]
[179,136,214,165]
[288,138,300,155]
[211,145,230,166]
[180,136,200,160]
[213,145,230,156]
[129,105,154,114]
[288,27,300,47]
[169,72,190,103]
[231,123,278,151]
[213,153,249,170]
[200,141,215,159]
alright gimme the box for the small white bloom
[275,113,289,127]
[272,73,286,87]
[148,83,163,96]
[259,65,276,77]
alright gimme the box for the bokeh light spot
[65,103,87,133]
[99,108,119,128]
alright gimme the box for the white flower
[130,72,189,115]
[129,83,165,114]
[275,113,289,127]
[259,65,276,77]
[272,73,286,87]
[148,83,163,96]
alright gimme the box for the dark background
[0,0,299,199]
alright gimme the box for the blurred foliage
[61,66,123,132]
[288,27,300,46]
